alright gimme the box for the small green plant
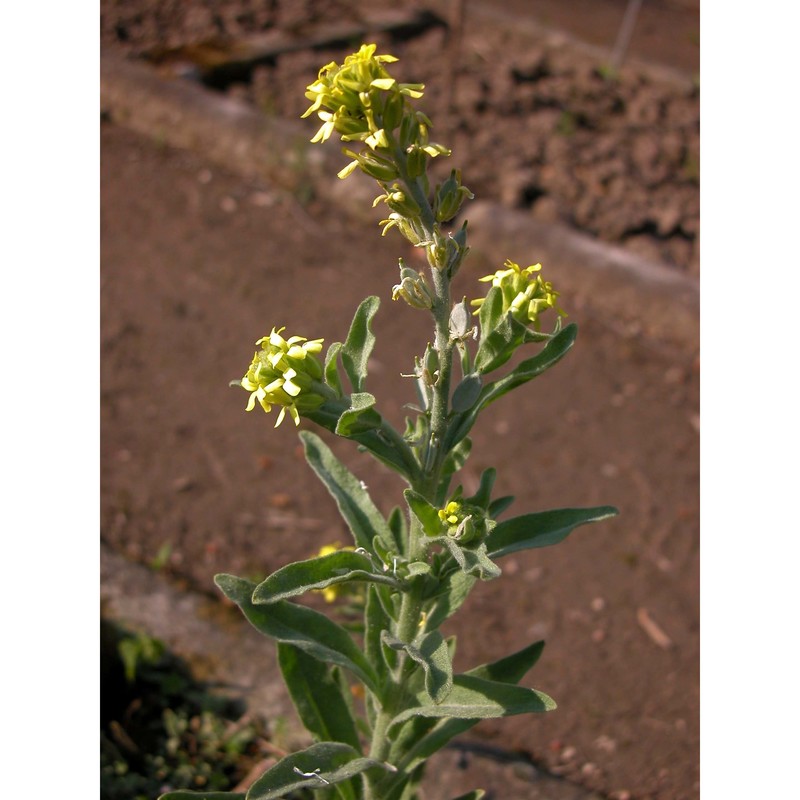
[158,44,617,800]
[101,624,265,800]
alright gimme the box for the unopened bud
[435,169,474,223]
[392,261,434,309]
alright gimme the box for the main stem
[365,133,461,798]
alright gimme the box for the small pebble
[591,628,606,643]
[601,462,619,478]
[220,196,238,213]
[197,168,212,184]
[561,745,577,762]
[590,596,606,612]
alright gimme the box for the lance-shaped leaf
[252,550,401,604]
[382,630,453,705]
[215,574,378,693]
[158,792,244,800]
[451,374,482,413]
[474,306,530,374]
[341,295,379,393]
[306,401,417,481]
[423,569,476,630]
[365,585,397,680]
[246,741,395,800]
[444,324,578,452]
[388,673,555,733]
[404,489,442,537]
[387,506,407,553]
[324,341,344,395]
[437,437,472,505]
[384,641,548,781]
[478,323,577,410]
[486,506,619,559]
[277,643,362,751]
[300,430,396,553]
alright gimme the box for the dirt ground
[101,2,699,798]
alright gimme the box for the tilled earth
[101,2,699,799]
[101,0,699,274]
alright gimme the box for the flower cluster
[302,43,450,183]
[437,500,491,544]
[471,260,566,330]
[233,328,326,427]
[302,44,423,146]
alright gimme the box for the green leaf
[437,436,471,504]
[440,538,501,581]
[246,741,395,800]
[465,467,496,508]
[486,505,619,559]
[474,309,530,374]
[467,639,546,684]
[305,402,416,481]
[488,494,515,519]
[324,341,344,395]
[277,644,362,752]
[341,296,379,393]
[423,569,476,629]
[404,489,442,536]
[365,585,397,680]
[215,574,378,693]
[382,630,453,704]
[158,793,244,800]
[335,392,383,436]
[479,323,578,409]
[451,374,482,413]
[300,430,396,553]
[252,551,400,604]
[388,674,555,732]
[385,641,547,780]
[450,792,486,800]
[444,324,578,451]
[387,506,407,553]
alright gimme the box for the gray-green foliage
[160,43,617,800]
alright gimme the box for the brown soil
[101,2,699,798]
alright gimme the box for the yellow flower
[471,260,566,330]
[233,327,325,427]
[302,44,424,147]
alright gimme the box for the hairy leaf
[382,630,453,705]
[215,574,378,693]
[486,506,619,559]
[252,551,400,604]
[300,430,395,553]
[341,296,380,393]
[246,741,394,800]
[277,644,361,752]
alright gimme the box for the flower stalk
[160,43,618,800]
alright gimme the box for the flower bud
[434,169,474,223]
[392,261,434,309]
